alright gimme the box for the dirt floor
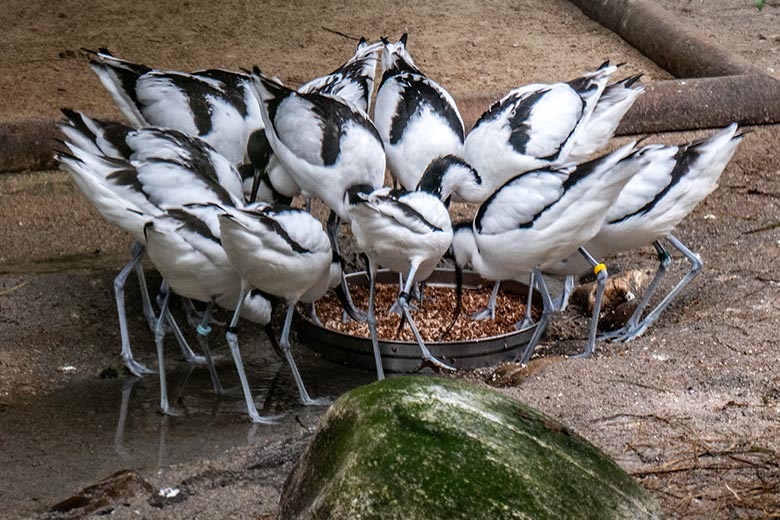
[1,0,780,519]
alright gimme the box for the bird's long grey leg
[599,240,672,341]
[165,313,205,364]
[515,272,537,330]
[472,281,500,321]
[388,272,404,315]
[516,268,555,365]
[130,241,157,331]
[413,281,425,306]
[389,272,420,314]
[399,263,456,373]
[569,248,608,359]
[115,243,155,376]
[327,210,367,322]
[225,285,275,423]
[156,282,205,365]
[554,275,576,311]
[303,302,323,327]
[182,298,202,329]
[183,297,227,329]
[154,288,176,416]
[196,299,224,396]
[279,304,330,406]
[366,258,386,381]
[406,275,425,308]
[620,234,702,342]
[396,272,421,311]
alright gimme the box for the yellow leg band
[593,263,607,276]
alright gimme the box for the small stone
[49,470,153,518]
[148,486,188,508]
[158,487,180,499]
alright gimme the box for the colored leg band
[593,263,607,276]
[196,324,212,336]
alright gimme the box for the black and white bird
[143,203,278,420]
[547,123,745,342]
[296,37,382,114]
[450,64,643,320]
[86,50,290,204]
[460,62,638,202]
[250,67,386,318]
[373,33,465,191]
[58,109,247,200]
[346,166,459,376]
[219,203,334,408]
[566,73,645,162]
[86,43,382,206]
[250,67,386,220]
[87,49,261,166]
[448,143,644,363]
[247,37,383,203]
[55,113,245,375]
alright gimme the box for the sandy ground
[1,1,780,519]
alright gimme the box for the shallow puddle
[0,345,376,517]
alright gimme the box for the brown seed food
[307,283,541,343]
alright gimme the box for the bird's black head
[346,183,374,205]
[246,129,272,170]
[417,154,459,201]
[417,154,479,205]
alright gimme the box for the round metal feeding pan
[296,269,541,373]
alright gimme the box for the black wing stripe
[106,168,145,195]
[162,74,216,136]
[303,92,381,166]
[165,208,221,244]
[375,194,443,232]
[142,158,234,206]
[388,75,463,145]
[243,208,311,254]
[608,145,701,225]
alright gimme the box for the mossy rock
[280,376,662,520]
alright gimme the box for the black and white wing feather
[87,49,261,165]
[464,63,617,197]
[373,34,464,191]
[298,38,382,113]
[251,68,385,217]
[352,187,444,234]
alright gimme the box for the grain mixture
[308,283,541,342]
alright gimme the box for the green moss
[281,376,662,520]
